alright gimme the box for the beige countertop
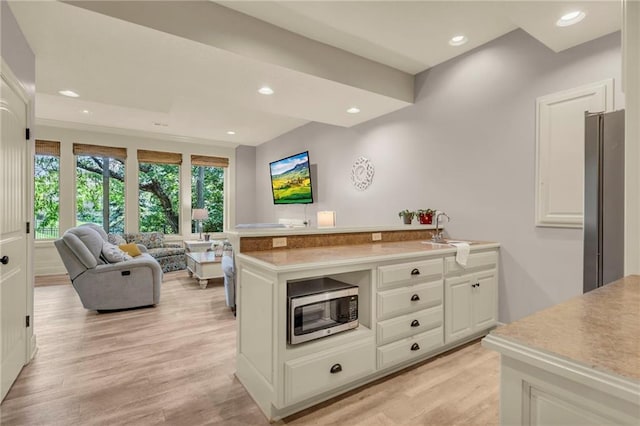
[238,239,498,271]
[491,275,640,382]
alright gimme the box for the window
[191,155,228,233]
[34,140,61,239]
[138,150,181,234]
[74,143,126,234]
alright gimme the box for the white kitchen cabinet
[236,240,499,421]
[445,269,497,344]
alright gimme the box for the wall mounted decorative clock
[351,156,374,191]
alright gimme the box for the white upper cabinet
[535,79,614,228]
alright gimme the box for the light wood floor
[2,272,499,425]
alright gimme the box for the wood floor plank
[2,271,499,425]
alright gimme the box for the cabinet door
[472,269,497,331]
[444,275,473,343]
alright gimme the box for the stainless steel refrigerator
[583,110,625,293]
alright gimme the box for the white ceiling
[9,1,621,147]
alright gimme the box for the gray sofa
[54,224,163,311]
[120,232,186,273]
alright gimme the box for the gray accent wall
[251,29,623,323]
[235,145,257,225]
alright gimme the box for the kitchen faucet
[432,212,450,243]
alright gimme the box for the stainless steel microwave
[287,278,359,345]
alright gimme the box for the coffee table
[186,251,223,289]
[183,240,213,253]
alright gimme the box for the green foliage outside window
[139,163,180,234]
[191,166,224,233]
[34,151,225,237]
[34,155,60,239]
[76,156,125,234]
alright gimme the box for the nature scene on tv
[270,152,313,204]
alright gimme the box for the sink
[444,240,475,245]
[421,240,475,247]
[420,242,450,247]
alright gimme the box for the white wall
[252,30,623,323]
[34,124,237,275]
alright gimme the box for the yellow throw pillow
[119,243,142,257]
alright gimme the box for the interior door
[0,75,29,401]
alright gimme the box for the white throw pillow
[101,241,132,263]
[107,233,127,246]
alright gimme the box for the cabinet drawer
[377,327,443,370]
[377,280,443,320]
[284,339,375,405]
[377,305,442,346]
[445,251,497,275]
[379,258,443,289]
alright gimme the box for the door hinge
[26,315,30,327]
[26,128,30,140]
[26,221,30,234]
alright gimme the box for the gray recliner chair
[54,224,163,311]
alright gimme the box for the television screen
[269,151,313,204]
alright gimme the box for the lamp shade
[317,211,336,228]
[192,208,209,221]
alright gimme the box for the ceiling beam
[64,0,414,103]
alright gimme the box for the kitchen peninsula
[231,226,500,420]
[482,275,640,425]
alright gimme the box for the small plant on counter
[416,209,435,225]
[202,221,216,241]
[398,209,415,225]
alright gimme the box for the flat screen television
[269,151,313,204]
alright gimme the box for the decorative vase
[418,213,433,224]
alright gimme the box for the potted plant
[416,209,435,225]
[398,209,415,225]
[202,221,215,241]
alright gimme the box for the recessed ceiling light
[556,10,586,27]
[346,107,360,114]
[81,109,90,114]
[153,122,169,127]
[226,131,236,135]
[258,86,274,95]
[449,35,468,46]
[59,90,79,98]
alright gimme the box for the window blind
[73,143,127,160]
[35,140,60,157]
[137,150,182,165]
[191,155,229,168]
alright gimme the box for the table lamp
[192,208,209,240]
[317,211,336,228]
